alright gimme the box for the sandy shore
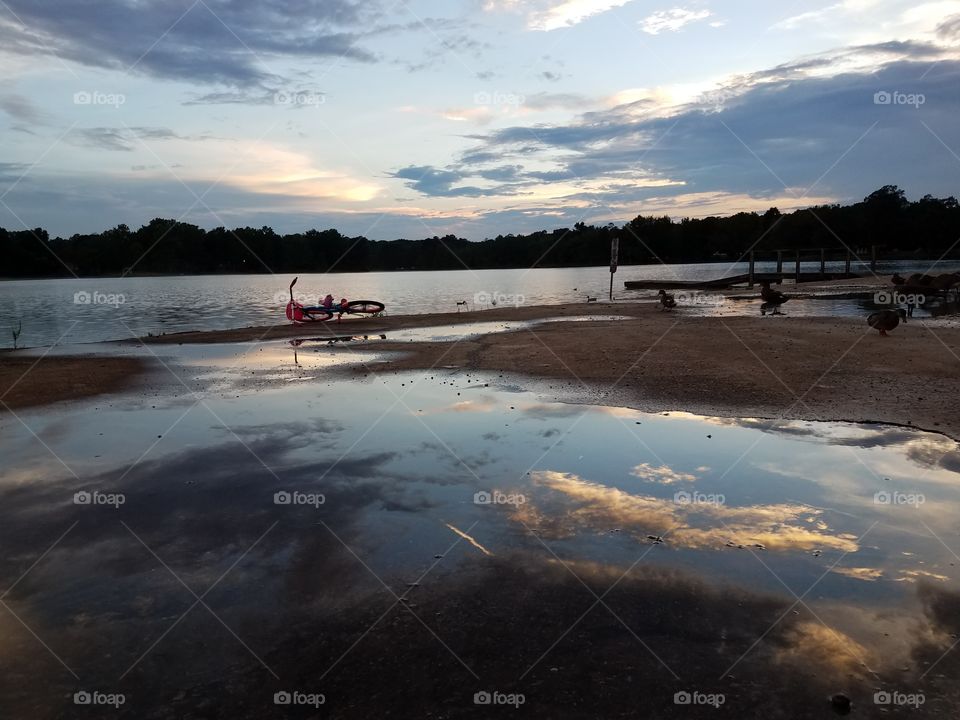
[3,301,958,438]
[362,308,960,439]
[0,355,147,410]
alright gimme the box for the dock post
[820,248,826,276]
[776,250,783,274]
[871,245,877,272]
[845,251,851,275]
[795,249,801,283]
[748,251,755,287]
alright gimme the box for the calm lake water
[3,260,960,347]
[1,347,958,717]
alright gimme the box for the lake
[2,260,960,347]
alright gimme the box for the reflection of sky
[2,365,960,714]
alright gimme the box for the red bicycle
[285,277,385,323]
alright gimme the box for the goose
[867,308,906,336]
[760,281,788,305]
[759,281,788,315]
[657,289,676,310]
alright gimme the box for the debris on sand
[829,692,851,714]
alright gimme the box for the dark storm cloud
[0,0,380,86]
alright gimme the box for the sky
[1,0,959,240]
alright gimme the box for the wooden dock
[624,247,873,290]
[624,271,860,290]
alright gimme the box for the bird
[759,281,788,314]
[657,289,676,310]
[867,308,907,336]
[586,296,598,302]
[891,273,906,286]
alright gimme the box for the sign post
[609,237,619,301]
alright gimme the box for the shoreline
[2,302,958,440]
[0,355,147,410]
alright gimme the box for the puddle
[372,315,633,343]
[2,372,959,716]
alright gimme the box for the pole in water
[609,237,619,301]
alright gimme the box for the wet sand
[144,303,960,440]
[4,302,959,440]
[0,354,147,410]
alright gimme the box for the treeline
[3,186,958,278]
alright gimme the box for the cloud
[439,91,588,125]
[394,32,493,73]
[519,470,860,551]
[67,126,206,152]
[390,164,528,197]
[8,37,960,241]
[0,93,47,125]
[640,7,713,35]
[937,13,960,39]
[183,89,300,106]
[772,0,885,31]
[484,0,635,31]
[441,44,960,214]
[0,0,379,86]
[630,462,703,484]
[523,91,590,110]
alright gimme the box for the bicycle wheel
[301,307,335,322]
[344,300,385,314]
